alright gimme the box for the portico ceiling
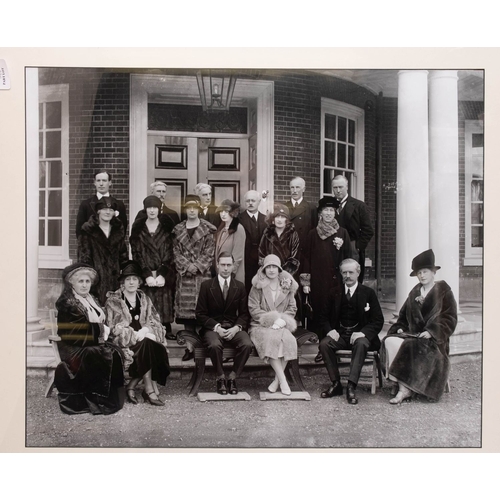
[311,69,484,101]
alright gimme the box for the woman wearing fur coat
[248,254,298,395]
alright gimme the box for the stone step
[27,340,54,357]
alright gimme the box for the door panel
[148,134,249,216]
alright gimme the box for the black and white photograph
[22,63,484,449]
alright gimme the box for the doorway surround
[130,74,274,219]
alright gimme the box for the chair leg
[44,370,56,398]
[371,358,377,395]
[189,358,206,397]
[289,360,306,392]
[375,354,383,388]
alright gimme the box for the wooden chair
[177,327,318,396]
[335,350,383,395]
[44,309,61,398]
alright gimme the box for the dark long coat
[172,219,216,320]
[54,289,125,415]
[301,225,352,331]
[76,195,128,237]
[130,214,176,324]
[285,199,318,269]
[382,280,458,400]
[258,223,301,276]
[239,210,268,293]
[77,216,128,305]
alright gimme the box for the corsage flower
[415,295,425,305]
[280,277,292,292]
[333,237,344,250]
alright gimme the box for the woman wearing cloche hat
[381,249,458,404]
[258,202,300,277]
[248,254,299,396]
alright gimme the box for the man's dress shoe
[314,352,323,363]
[227,379,238,395]
[346,383,358,405]
[320,381,343,398]
[216,378,228,395]
[182,349,194,361]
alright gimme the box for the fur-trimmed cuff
[257,311,297,332]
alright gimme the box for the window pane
[348,145,355,170]
[471,226,483,248]
[47,220,62,246]
[39,220,45,246]
[39,161,46,188]
[471,203,483,225]
[46,101,62,129]
[49,161,62,187]
[338,143,346,168]
[471,180,483,202]
[46,131,61,158]
[39,132,43,158]
[323,168,333,193]
[338,116,347,142]
[39,103,43,129]
[39,191,46,217]
[325,114,336,140]
[348,119,355,144]
[48,190,62,216]
[471,156,483,178]
[472,133,484,148]
[324,141,336,167]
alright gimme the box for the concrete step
[27,340,54,357]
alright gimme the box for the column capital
[429,70,459,82]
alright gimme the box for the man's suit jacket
[76,195,128,237]
[239,210,268,289]
[285,199,317,269]
[134,204,180,227]
[316,283,384,348]
[336,195,374,252]
[195,276,250,333]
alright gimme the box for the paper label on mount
[0,60,11,89]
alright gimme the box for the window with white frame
[321,98,365,199]
[464,120,484,266]
[39,84,70,268]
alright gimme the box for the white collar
[218,275,231,289]
[339,195,348,205]
[96,192,110,199]
[247,210,258,218]
[292,197,303,206]
[345,282,358,296]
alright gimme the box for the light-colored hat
[262,254,283,272]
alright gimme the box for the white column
[26,68,45,341]
[395,71,430,310]
[428,70,460,299]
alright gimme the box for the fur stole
[251,268,298,295]
[255,310,297,332]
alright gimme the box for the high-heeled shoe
[126,389,138,404]
[142,389,165,406]
[280,380,291,396]
[268,378,279,393]
[390,382,399,398]
[389,385,413,405]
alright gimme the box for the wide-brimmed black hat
[62,262,99,285]
[143,195,162,210]
[95,197,118,212]
[317,196,340,212]
[183,194,201,208]
[410,249,441,276]
[120,260,143,280]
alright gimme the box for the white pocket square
[364,303,370,311]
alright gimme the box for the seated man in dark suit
[317,258,384,404]
[76,169,128,237]
[134,181,181,227]
[195,252,253,395]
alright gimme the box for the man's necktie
[223,279,229,301]
[346,288,351,301]
[337,203,343,215]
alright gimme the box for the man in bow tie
[76,170,128,237]
[331,175,374,283]
[239,190,268,294]
[317,258,384,404]
[195,252,253,395]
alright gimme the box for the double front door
[147,134,249,219]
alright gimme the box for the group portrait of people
[53,169,458,416]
